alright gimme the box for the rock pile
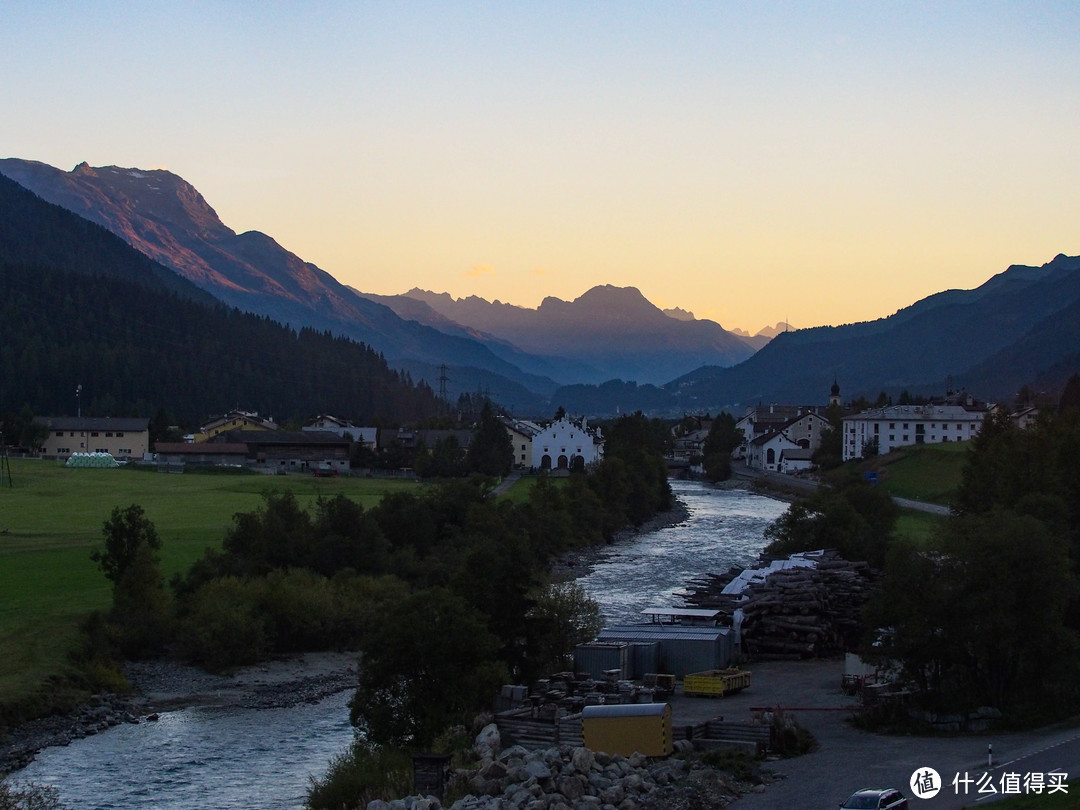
[366,725,761,810]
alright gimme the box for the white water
[575,480,787,624]
[13,481,786,808]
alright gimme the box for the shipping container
[573,642,630,680]
[582,702,672,757]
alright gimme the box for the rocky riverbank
[368,725,772,810]
[1,651,359,775]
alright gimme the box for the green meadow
[858,440,970,505]
[0,458,419,708]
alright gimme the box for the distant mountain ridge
[4,157,1074,418]
[370,284,757,385]
[666,253,1080,409]
[0,173,439,424]
[0,158,561,410]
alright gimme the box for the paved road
[490,469,522,497]
[664,659,1079,809]
[733,464,951,515]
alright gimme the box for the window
[889,422,895,429]
[91,432,99,437]
[873,423,879,434]
[55,431,63,437]
[903,435,909,442]
[106,432,113,437]
[117,432,124,437]
[889,435,894,442]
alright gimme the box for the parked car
[839,787,908,809]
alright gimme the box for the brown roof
[155,442,248,455]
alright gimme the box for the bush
[305,741,413,810]
[177,577,270,671]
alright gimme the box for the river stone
[499,745,529,762]
[481,759,509,781]
[524,759,552,780]
[365,801,392,810]
[600,783,625,805]
[475,723,502,759]
[571,746,594,773]
[556,773,586,801]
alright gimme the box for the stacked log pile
[682,554,876,660]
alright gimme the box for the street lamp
[76,384,82,419]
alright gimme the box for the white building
[744,411,830,473]
[529,416,604,470]
[747,430,801,472]
[841,394,990,461]
[303,415,377,449]
[36,416,149,460]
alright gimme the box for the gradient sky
[3,2,1079,333]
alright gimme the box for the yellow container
[683,668,751,697]
[582,702,672,757]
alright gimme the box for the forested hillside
[0,176,438,426]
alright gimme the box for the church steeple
[829,378,841,407]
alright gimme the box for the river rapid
[11,480,787,809]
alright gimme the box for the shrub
[305,741,413,810]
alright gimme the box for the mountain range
[2,156,1077,417]
[0,159,760,409]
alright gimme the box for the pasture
[0,459,419,708]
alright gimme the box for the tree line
[761,375,1080,723]
[81,412,672,806]
[0,261,441,430]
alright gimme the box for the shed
[597,625,733,676]
[582,702,672,757]
[573,642,630,680]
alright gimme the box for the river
[11,480,786,808]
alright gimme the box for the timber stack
[681,552,876,659]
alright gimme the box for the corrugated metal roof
[599,625,730,642]
[582,703,670,719]
[641,608,720,620]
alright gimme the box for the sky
[3,2,1079,333]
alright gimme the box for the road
[732,464,951,515]
[666,659,1079,808]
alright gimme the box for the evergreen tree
[466,402,513,477]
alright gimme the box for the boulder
[474,724,501,759]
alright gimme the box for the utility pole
[0,430,11,488]
[76,384,82,419]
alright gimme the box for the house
[1012,406,1040,430]
[779,446,815,474]
[744,411,829,473]
[212,429,350,472]
[501,417,543,469]
[303,415,377,449]
[841,390,991,461]
[36,416,149,460]
[194,410,278,443]
[529,416,604,470]
[746,430,801,472]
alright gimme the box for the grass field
[856,440,971,505]
[0,458,420,707]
